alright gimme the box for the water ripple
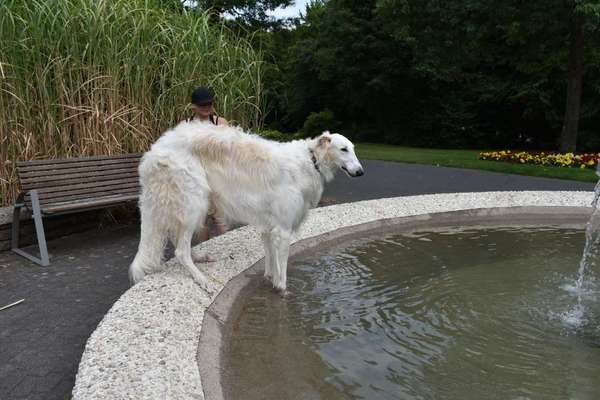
[226,227,600,400]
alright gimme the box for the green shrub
[298,109,339,138]
[258,129,294,142]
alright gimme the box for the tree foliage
[197,0,293,28]
[262,0,600,151]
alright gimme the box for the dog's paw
[192,251,215,263]
[272,281,287,294]
[273,286,288,297]
[263,271,273,283]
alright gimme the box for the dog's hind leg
[261,231,273,282]
[175,227,213,294]
[270,227,291,292]
[129,211,166,285]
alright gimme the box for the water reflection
[225,227,600,400]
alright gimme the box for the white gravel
[72,191,594,400]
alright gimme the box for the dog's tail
[129,154,172,285]
[129,217,166,285]
[129,255,146,285]
[129,148,211,285]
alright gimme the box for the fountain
[562,164,600,328]
[73,191,598,400]
[226,223,600,399]
[219,181,600,399]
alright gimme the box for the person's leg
[214,216,229,235]
[198,216,210,242]
[212,203,229,235]
[191,209,214,262]
[197,199,215,243]
[192,214,214,262]
[192,197,227,262]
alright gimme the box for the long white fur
[129,120,363,292]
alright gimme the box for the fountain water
[562,164,600,328]
[229,225,600,399]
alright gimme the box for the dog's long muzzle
[343,166,364,177]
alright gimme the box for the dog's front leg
[270,228,291,292]
[261,231,273,282]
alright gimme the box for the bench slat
[42,194,139,214]
[33,179,140,197]
[18,162,140,179]
[32,184,140,204]
[28,186,140,206]
[16,153,142,167]
[20,167,139,186]
[20,172,139,191]
[18,158,141,175]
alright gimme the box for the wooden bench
[12,153,142,266]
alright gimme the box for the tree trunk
[559,12,585,153]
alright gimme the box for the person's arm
[216,116,229,126]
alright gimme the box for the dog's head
[313,131,364,178]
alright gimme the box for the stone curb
[72,191,594,400]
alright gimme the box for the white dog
[129,120,363,292]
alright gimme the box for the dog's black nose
[355,169,364,177]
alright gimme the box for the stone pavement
[0,225,137,400]
[0,160,595,400]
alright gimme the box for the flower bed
[479,150,600,169]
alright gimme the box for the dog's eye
[341,148,348,152]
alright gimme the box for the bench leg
[11,193,23,250]
[11,190,50,266]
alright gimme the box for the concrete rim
[199,206,591,400]
[72,192,595,400]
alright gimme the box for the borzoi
[129,120,364,292]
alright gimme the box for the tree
[263,0,600,150]
[275,0,417,141]
[560,0,600,152]
[371,0,600,150]
[196,0,294,28]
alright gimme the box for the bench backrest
[16,154,142,211]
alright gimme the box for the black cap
[191,86,215,106]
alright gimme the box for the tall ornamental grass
[0,0,265,206]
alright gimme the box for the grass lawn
[356,143,598,183]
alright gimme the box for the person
[188,86,228,126]
[188,86,229,242]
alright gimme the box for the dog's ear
[318,135,331,147]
